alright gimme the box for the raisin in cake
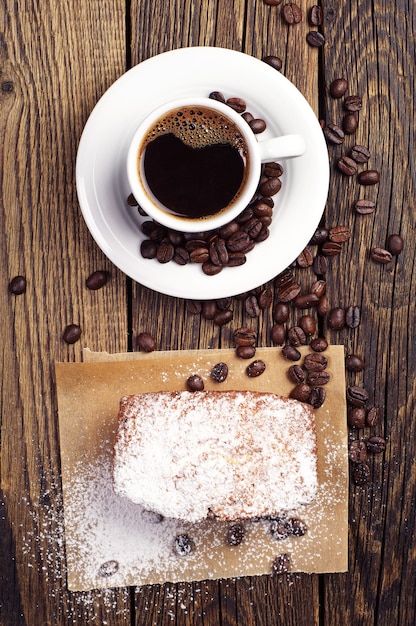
[113,390,317,522]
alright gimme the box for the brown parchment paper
[56,346,348,591]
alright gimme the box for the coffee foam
[142,106,248,153]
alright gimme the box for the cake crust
[113,390,318,522]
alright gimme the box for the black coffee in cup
[138,106,249,219]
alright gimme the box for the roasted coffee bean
[236,206,255,224]
[167,229,184,246]
[282,3,302,24]
[216,297,232,310]
[277,281,302,303]
[342,113,358,135]
[271,553,291,575]
[313,254,328,275]
[209,91,226,102]
[308,370,330,385]
[288,518,308,536]
[157,241,175,263]
[209,238,228,265]
[211,362,229,383]
[246,359,266,377]
[227,252,247,267]
[354,199,376,215]
[173,247,190,265]
[290,383,312,402]
[329,78,348,98]
[328,307,345,330]
[234,327,257,346]
[387,234,404,255]
[186,299,202,315]
[236,345,256,359]
[271,324,286,346]
[366,436,386,454]
[186,374,204,391]
[309,5,323,26]
[288,364,306,384]
[310,279,327,298]
[190,246,209,264]
[137,331,156,352]
[202,261,223,276]
[98,560,119,577]
[349,440,367,464]
[270,517,290,540]
[174,534,193,556]
[329,225,351,243]
[243,217,263,239]
[263,162,283,178]
[255,225,270,242]
[273,302,290,324]
[304,353,328,372]
[366,406,380,427]
[299,314,316,336]
[8,275,27,295]
[345,305,360,328]
[308,386,326,408]
[127,192,138,206]
[358,170,380,185]
[310,226,329,245]
[252,200,273,219]
[337,156,358,176]
[258,288,273,309]
[242,111,254,123]
[226,523,245,546]
[370,247,392,264]
[86,270,109,290]
[259,176,282,197]
[245,294,261,318]
[293,292,320,309]
[344,95,363,112]
[262,55,283,70]
[201,300,217,319]
[249,118,267,134]
[140,239,158,259]
[352,463,370,486]
[309,337,328,352]
[346,385,369,407]
[227,230,251,252]
[323,123,345,145]
[321,240,342,256]
[282,345,301,361]
[297,247,313,267]
[63,323,81,344]
[287,326,307,346]
[219,221,240,239]
[213,309,233,325]
[350,144,371,163]
[346,354,365,372]
[306,31,325,47]
[276,267,295,287]
[317,295,329,317]
[226,97,246,113]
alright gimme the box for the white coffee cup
[127,97,305,233]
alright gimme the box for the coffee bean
[209,239,228,265]
[366,406,380,427]
[346,354,365,372]
[329,225,351,243]
[323,123,345,145]
[288,365,306,384]
[304,353,328,372]
[321,240,342,256]
[317,295,329,317]
[345,305,360,329]
[216,297,232,311]
[202,261,223,276]
[344,95,363,112]
[289,383,312,402]
[354,199,376,215]
[259,176,282,197]
[269,516,290,540]
[387,234,404,255]
[308,386,326,408]
[287,326,307,346]
[211,362,229,383]
[140,239,158,259]
[98,560,119,577]
[366,436,386,454]
[370,247,392,264]
[186,374,204,391]
[174,247,190,265]
[226,523,245,546]
[234,327,257,346]
[263,162,283,178]
[236,345,256,359]
[282,345,301,361]
[246,359,266,377]
[310,227,329,245]
[263,0,282,6]
[313,254,328,275]
[8,275,27,295]
[310,279,327,298]
[297,247,313,268]
[226,97,246,113]
[277,281,302,303]
[282,3,302,24]
[358,170,380,185]
[273,302,290,324]
[252,201,273,219]
[309,5,323,26]
[309,337,328,352]
[342,113,358,135]
[271,324,286,345]
[201,300,217,319]
[127,192,138,206]
[306,31,325,47]
[271,553,290,575]
[258,287,273,309]
[328,307,345,330]
[219,221,240,239]
[137,331,156,352]
[352,463,370,486]
[299,314,316,336]
[227,230,251,252]
[209,91,226,103]
[63,324,82,344]
[86,270,109,290]
[213,309,233,326]
[293,293,320,309]
[249,118,267,134]
[337,156,358,176]
[329,78,348,98]
[245,295,261,318]
[242,111,254,124]
[262,55,283,70]
[190,246,209,264]
[157,241,175,263]
[349,440,367,464]
[174,534,193,556]
[287,517,308,536]
[186,299,202,315]
[350,144,371,163]
[307,370,330,385]
[346,385,369,407]
[227,252,247,267]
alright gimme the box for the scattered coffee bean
[323,123,345,145]
[329,78,348,98]
[310,279,327,298]
[186,300,202,315]
[329,225,351,243]
[309,5,323,26]
[271,553,291,575]
[137,331,156,352]
[306,31,325,47]
[370,247,392,264]
[366,406,380,427]
[349,440,368,464]
[299,314,316,336]
[98,560,119,577]
[271,324,286,345]
[308,386,326,408]
[354,199,376,215]
[259,176,282,197]
[346,354,365,372]
[342,113,358,135]
[287,326,307,346]
[234,327,257,346]
[63,324,81,344]
[211,362,229,383]
[297,247,313,268]
[258,287,273,309]
[226,97,246,113]
[288,364,306,384]
[282,345,301,361]
[352,463,371,486]
[346,385,369,407]
[307,370,330,385]
[209,91,226,102]
[249,118,267,134]
[273,302,290,324]
[156,241,175,263]
[310,227,329,245]
[290,383,312,402]
[277,281,302,303]
[313,254,328,275]
[174,534,193,556]
[127,193,138,206]
[282,3,302,24]
[321,240,342,256]
[317,295,329,317]
[226,523,245,546]
[345,305,360,328]
[236,345,256,359]
[288,518,308,536]
[262,55,283,70]
[328,307,345,330]
[309,337,328,352]
[8,275,27,295]
[245,294,261,317]
[304,353,328,372]
[270,517,290,540]
[350,145,371,163]
[344,95,363,112]
[387,234,404,255]
[140,239,158,259]
[366,436,386,453]
[246,359,266,377]
[358,170,380,185]
[337,156,358,176]
[186,374,204,391]
[293,293,320,309]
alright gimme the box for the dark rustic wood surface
[1,1,415,624]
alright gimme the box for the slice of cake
[113,390,318,522]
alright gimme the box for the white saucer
[76,47,329,300]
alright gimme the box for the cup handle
[257,134,306,162]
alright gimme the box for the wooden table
[1,1,415,624]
